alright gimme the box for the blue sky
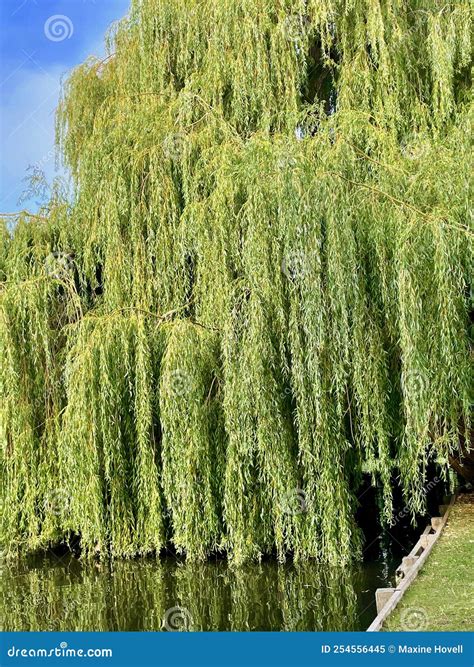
[0,0,130,212]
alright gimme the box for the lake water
[0,552,399,632]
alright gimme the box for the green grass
[384,493,474,631]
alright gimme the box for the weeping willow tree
[1,0,472,564]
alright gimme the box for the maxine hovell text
[320,644,464,654]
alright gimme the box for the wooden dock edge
[366,494,456,632]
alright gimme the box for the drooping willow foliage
[1,0,472,564]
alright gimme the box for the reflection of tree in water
[1,557,358,631]
[219,564,358,631]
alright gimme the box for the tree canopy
[1,0,472,564]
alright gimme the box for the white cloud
[0,62,67,211]
[0,0,130,212]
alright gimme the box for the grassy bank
[384,493,474,631]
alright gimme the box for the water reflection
[0,556,395,631]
